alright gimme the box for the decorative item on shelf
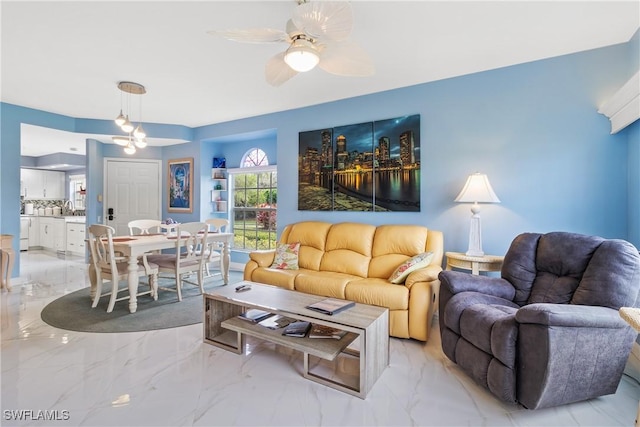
[455,172,501,257]
[215,183,223,190]
[212,157,226,168]
[113,81,147,155]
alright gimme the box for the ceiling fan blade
[208,28,289,44]
[265,52,299,87]
[292,1,353,42]
[318,41,375,77]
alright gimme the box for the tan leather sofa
[243,221,444,341]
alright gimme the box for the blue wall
[193,40,639,259]
[1,37,638,277]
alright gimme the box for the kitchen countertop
[21,215,86,223]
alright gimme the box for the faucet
[63,199,75,215]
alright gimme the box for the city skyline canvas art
[298,114,420,212]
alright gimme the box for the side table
[1,234,15,291]
[445,251,504,275]
[619,307,640,427]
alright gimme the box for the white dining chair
[87,224,159,313]
[146,222,209,301]
[128,219,162,235]
[203,218,229,278]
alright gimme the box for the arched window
[241,148,269,167]
[229,148,277,251]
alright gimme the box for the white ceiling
[2,1,639,158]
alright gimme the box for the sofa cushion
[369,225,429,278]
[270,242,300,270]
[573,239,640,309]
[389,252,434,284]
[294,271,358,298]
[528,232,601,305]
[459,304,518,368]
[251,268,299,290]
[320,223,375,277]
[444,292,518,335]
[282,222,332,271]
[345,278,409,310]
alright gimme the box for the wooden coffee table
[203,281,389,399]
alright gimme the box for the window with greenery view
[230,149,277,251]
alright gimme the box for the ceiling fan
[208,0,374,87]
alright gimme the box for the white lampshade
[455,173,500,257]
[455,173,501,203]
[134,138,147,148]
[114,110,126,127]
[123,142,136,155]
[133,124,146,140]
[284,38,319,72]
[112,136,129,146]
[120,116,134,133]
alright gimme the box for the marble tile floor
[2,250,640,427]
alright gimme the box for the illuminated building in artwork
[321,130,332,168]
[301,147,319,177]
[378,137,390,162]
[399,130,415,165]
[335,134,348,170]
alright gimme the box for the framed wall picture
[168,157,194,213]
[298,114,421,212]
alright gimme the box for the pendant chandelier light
[112,81,147,154]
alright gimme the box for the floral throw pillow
[388,252,434,284]
[270,242,300,270]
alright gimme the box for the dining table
[89,232,234,313]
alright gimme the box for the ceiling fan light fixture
[284,37,319,72]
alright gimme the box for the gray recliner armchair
[439,231,640,409]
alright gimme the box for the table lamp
[455,172,501,256]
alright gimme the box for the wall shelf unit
[211,168,228,214]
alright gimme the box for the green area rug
[41,272,243,333]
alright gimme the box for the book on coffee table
[308,324,347,340]
[238,309,273,323]
[258,314,296,330]
[306,298,355,315]
[282,321,312,337]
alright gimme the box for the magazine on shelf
[306,298,355,315]
[238,309,274,323]
[258,314,296,330]
[282,321,312,337]
[308,324,347,340]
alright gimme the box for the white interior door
[105,159,161,236]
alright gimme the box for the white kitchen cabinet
[52,218,66,251]
[21,169,40,198]
[20,169,65,199]
[66,222,86,255]
[39,218,54,250]
[28,216,39,248]
[20,217,29,251]
[42,170,65,199]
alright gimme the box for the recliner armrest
[516,303,628,329]
[439,270,516,301]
